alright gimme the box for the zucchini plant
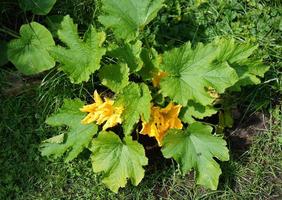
[4,0,269,193]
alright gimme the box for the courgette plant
[3,0,269,193]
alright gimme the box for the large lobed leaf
[214,38,269,91]
[8,22,55,75]
[138,48,161,80]
[51,15,106,83]
[19,0,57,15]
[90,131,148,193]
[180,101,218,124]
[160,42,238,106]
[115,83,152,136]
[99,63,129,93]
[99,0,164,41]
[162,122,229,190]
[231,60,269,91]
[41,99,98,162]
[108,40,143,72]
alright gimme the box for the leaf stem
[0,27,19,38]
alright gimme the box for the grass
[0,0,281,199]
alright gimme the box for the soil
[227,111,269,155]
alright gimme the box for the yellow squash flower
[207,86,220,99]
[152,71,168,87]
[80,91,123,130]
[140,102,183,146]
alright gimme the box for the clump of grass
[51,0,100,28]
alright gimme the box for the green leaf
[180,101,218,124]
[7,22,55,75]
[99,63,129,93]
[108,40,143,72]
[90,131,148,193]
[45,15,64,38]
[19,0,57,15]
[43,133,65,144]
[99,0,164,41]
[51,15,106,83]
[0,41,8,66]
[215,38,269,91]
[230,60,269,91]
[216,38,258,63]
[162,122,229,190]
[41,99,98,162]
[138,48,161,80]
[219,110,234,129]
[115,83,152,135]
[160,42,238,106]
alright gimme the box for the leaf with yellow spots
[140,102,183,146]
[80,91,123,130]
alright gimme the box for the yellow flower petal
[140,102,183,146]
[152,71,168,87]
[80,91,123,130]
[93,90,103,105]
[80,103,98,113]
[81,113,96,124]
[207,87,220,99]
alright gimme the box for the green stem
[0,27,19,38]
